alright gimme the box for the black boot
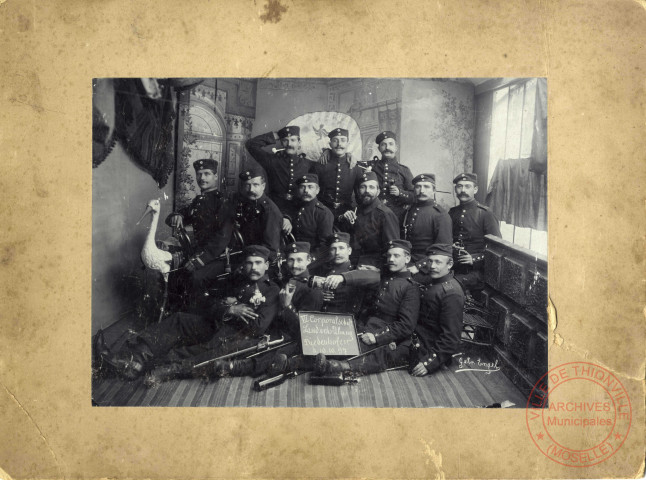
[92,329,112,378]
[313,353,351,376]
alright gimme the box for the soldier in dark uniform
[312,127,362,228]
[97,246,280,380]
[448,173,502,291]
[245,126,316,223]
[359,131,415,222]
[229,168,283,261]
[213,241,324,377]
[340,171,400,268]
[165,159,234,294]
[409,244,465,376]
[284,173,334,256]
[403,173,453,283]
[315,239,420,375]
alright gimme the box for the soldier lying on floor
[315,243,464,378]
[94,245,280,381]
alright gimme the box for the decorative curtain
[486,79,547,231]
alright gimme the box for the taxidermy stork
[137,198,173,322]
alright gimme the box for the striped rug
[93,354,527,408]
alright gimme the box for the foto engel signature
[454,354,501,374]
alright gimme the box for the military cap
[453,172,478,184]
[243,245,271,260]
[425,243,453,257]
[384,239,412,253]
[376,131,397,144]
[325,232,351,246]
[278,125,300,138]
[328,127,349,139]
[357,170,379,186]
[295,173,319,185]
[412,173,436,185]
[193,158,218,172]
[284,241,311,255]
[239,168,265,181]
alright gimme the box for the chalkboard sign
[298,311,361,357]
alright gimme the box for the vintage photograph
[91,77,548,407]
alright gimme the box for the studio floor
[92,317,527,408]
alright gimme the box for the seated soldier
[283,174,334,258]
[316,232,364,315]
[213,241,324,378]
[95,245,280,380]
[165,159,234,295]
[339,171,400,269]
[315,243,464,378]
[229,168,283,262]
[316,239,420,374]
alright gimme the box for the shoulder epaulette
[315,201,324,209]
[432,203,444,213]
[477,203,490,211]
[442,281,454,293]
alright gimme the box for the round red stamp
[526,362,632,467]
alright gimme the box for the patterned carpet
[92,351,527,408]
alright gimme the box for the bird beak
[136,206,153,225]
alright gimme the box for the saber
[347,341,397,361]
[193,335,285,369]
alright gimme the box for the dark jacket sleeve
[381,208,401,243]
[262,203,283,255]
[483,210,502,238]
[245,132,277,172]
[375,283,420,345]
[317,207,335,249]
[434,211,453,245]
[198,202,235,264]
[397,166,415,205]
[342,269,381,288]
[430,289,464,364]
[281,286,324,337]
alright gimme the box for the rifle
[192,335,287,369]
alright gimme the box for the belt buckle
[285,193,293,201]
[333,202,341,209]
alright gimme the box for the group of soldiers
[94,124,502,387]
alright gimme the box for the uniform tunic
[229,192,282,259]
[448,199,501,289]
[288,199,334,254]
[274,270,324,338]
[245,132,316,214]
[350,198,400,267]
[343,269,420,345]
[312,153,362,220]
[415,273,465,370]
[364,157,415,221]
[169,189,233,261]
[136,274,280,364]
[403,199,453,263]
[320,261,364,315]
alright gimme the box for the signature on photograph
[454,355,501,374]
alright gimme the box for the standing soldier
[404,173,453,281]
[165,159,234,295]
[245,125,316,224]
[361,131,415,222]
[285,174,334,257]
[340,171,400,269]
[313,127,362,228]
[228,168,283,261]
[449,173,501,291]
